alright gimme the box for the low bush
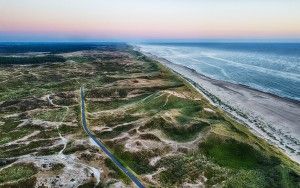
[0,163,37,184]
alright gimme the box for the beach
[141,51,300,164]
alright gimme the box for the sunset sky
[0,0,300,42]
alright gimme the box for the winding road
[80,86,145,188]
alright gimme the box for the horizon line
[1,40,300,44]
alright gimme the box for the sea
[138,43,300,101]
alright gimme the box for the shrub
[118,89,128,98]
[0,163,37,184]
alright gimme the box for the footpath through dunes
[0,43,300,187]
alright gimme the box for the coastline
[138,49,300,164]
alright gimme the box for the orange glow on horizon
[1,0,300,40]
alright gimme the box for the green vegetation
[0,140,55,158]
[0,177,37,188]
[157,153,228,186]
[104,142,156,174]
[33,107,67,122]
[144,117,209,142]
[156,121,300,187]
[104,158,131,184]
[200,135,274,169]
[139,133,161,141]
[59,124,80,135]
[0,163,37,184]
[0,117,37,145]
[35,145,64,156]
[0,43,101,53]
[0,55,65,65]
[89,113,139,128]
[97,123,135,139]
[78,182,96,188]
[63,142,88,155]
[86,93,149,112]
[0,129,32,145]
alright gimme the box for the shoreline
[138,49,300,164]
[184,66,300,105]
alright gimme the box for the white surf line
[204,53,300,81]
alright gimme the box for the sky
[0,0,300,42]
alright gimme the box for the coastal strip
[139,50,300,164]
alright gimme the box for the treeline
[0,55,66,65]
[0,43,128,53]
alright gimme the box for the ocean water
[138,43,300,101]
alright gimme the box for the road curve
[80,86,145,188]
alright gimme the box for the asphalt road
[80,87,145,188]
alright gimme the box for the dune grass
[0,163,37,184]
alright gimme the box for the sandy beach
[141,51,300,164]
